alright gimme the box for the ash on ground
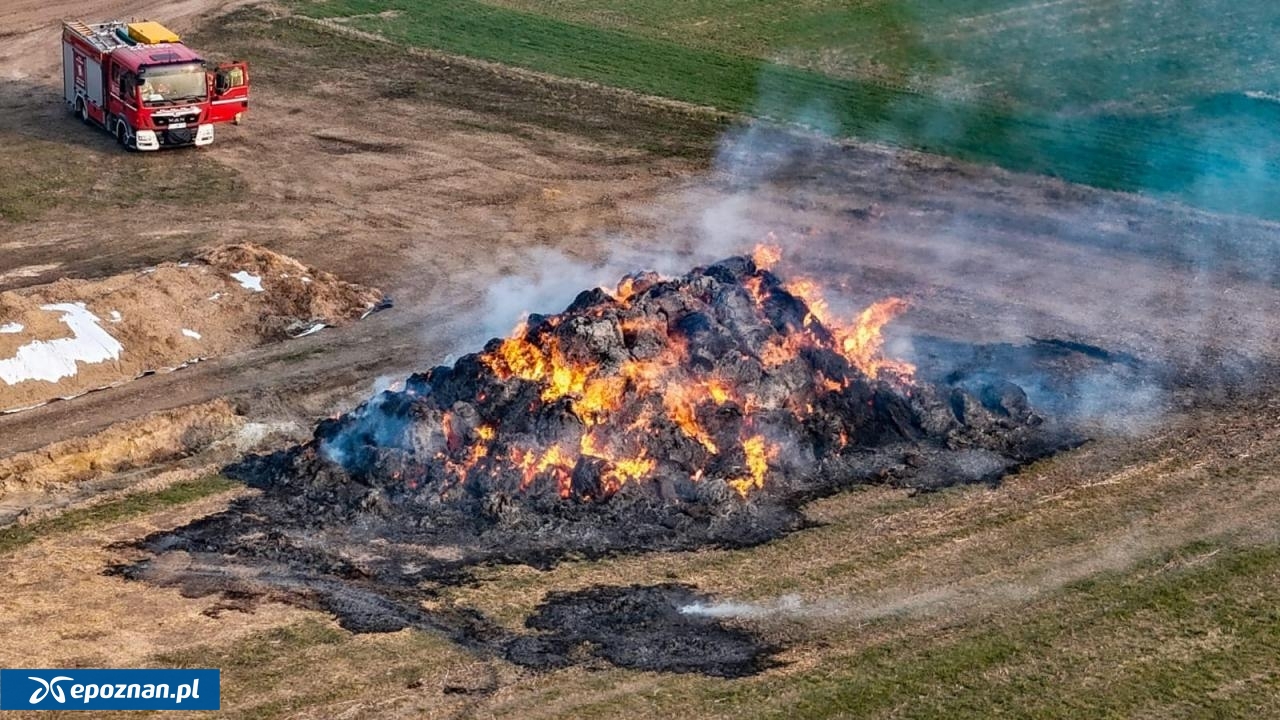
[508,584,778,677]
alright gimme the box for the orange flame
[511,445,576,497]
[601,453,655,494]
[581,433,656,494]
[619,315,665,337]
[843,298,915,380]
[758,336,797,368]
[538,445,575,497]
[784,277,914,382]
[485,322,596,402]
[573,376,628,425]
[665,384,719,454]
[752,241,783,271]
[742,275,770,307]
[706,377,732,405]
[785,278,831,328]
[615,276,638,303]
[728,435,777,497]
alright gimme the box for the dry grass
[0,487,308,672]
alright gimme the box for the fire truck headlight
[195,124,215,146]
[134,130,159,151]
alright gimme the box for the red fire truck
[62,19,249,151]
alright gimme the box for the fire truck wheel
[76,99,89,124]
[116,121,136,152]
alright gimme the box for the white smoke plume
[678,531,1177,624]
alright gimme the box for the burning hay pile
[219,248,1068,560]
[120,249,1082,674]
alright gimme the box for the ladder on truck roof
[64,19,134,53]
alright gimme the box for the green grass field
[480,0,1280,114]
[295,0,1280,219]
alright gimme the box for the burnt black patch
[506,584,777,677]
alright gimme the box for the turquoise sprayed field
[297,0,1280,219]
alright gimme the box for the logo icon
[28,675,73,704]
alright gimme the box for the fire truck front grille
[153,114,200,128]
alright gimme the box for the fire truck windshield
[138,63,207,105]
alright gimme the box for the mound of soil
[0,244,385,413]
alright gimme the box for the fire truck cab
[62,19,249,151]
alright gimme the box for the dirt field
[2,1,1279,717]
[0,0,726,455]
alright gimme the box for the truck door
[78,53,106,124]
[206,61,249,125]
